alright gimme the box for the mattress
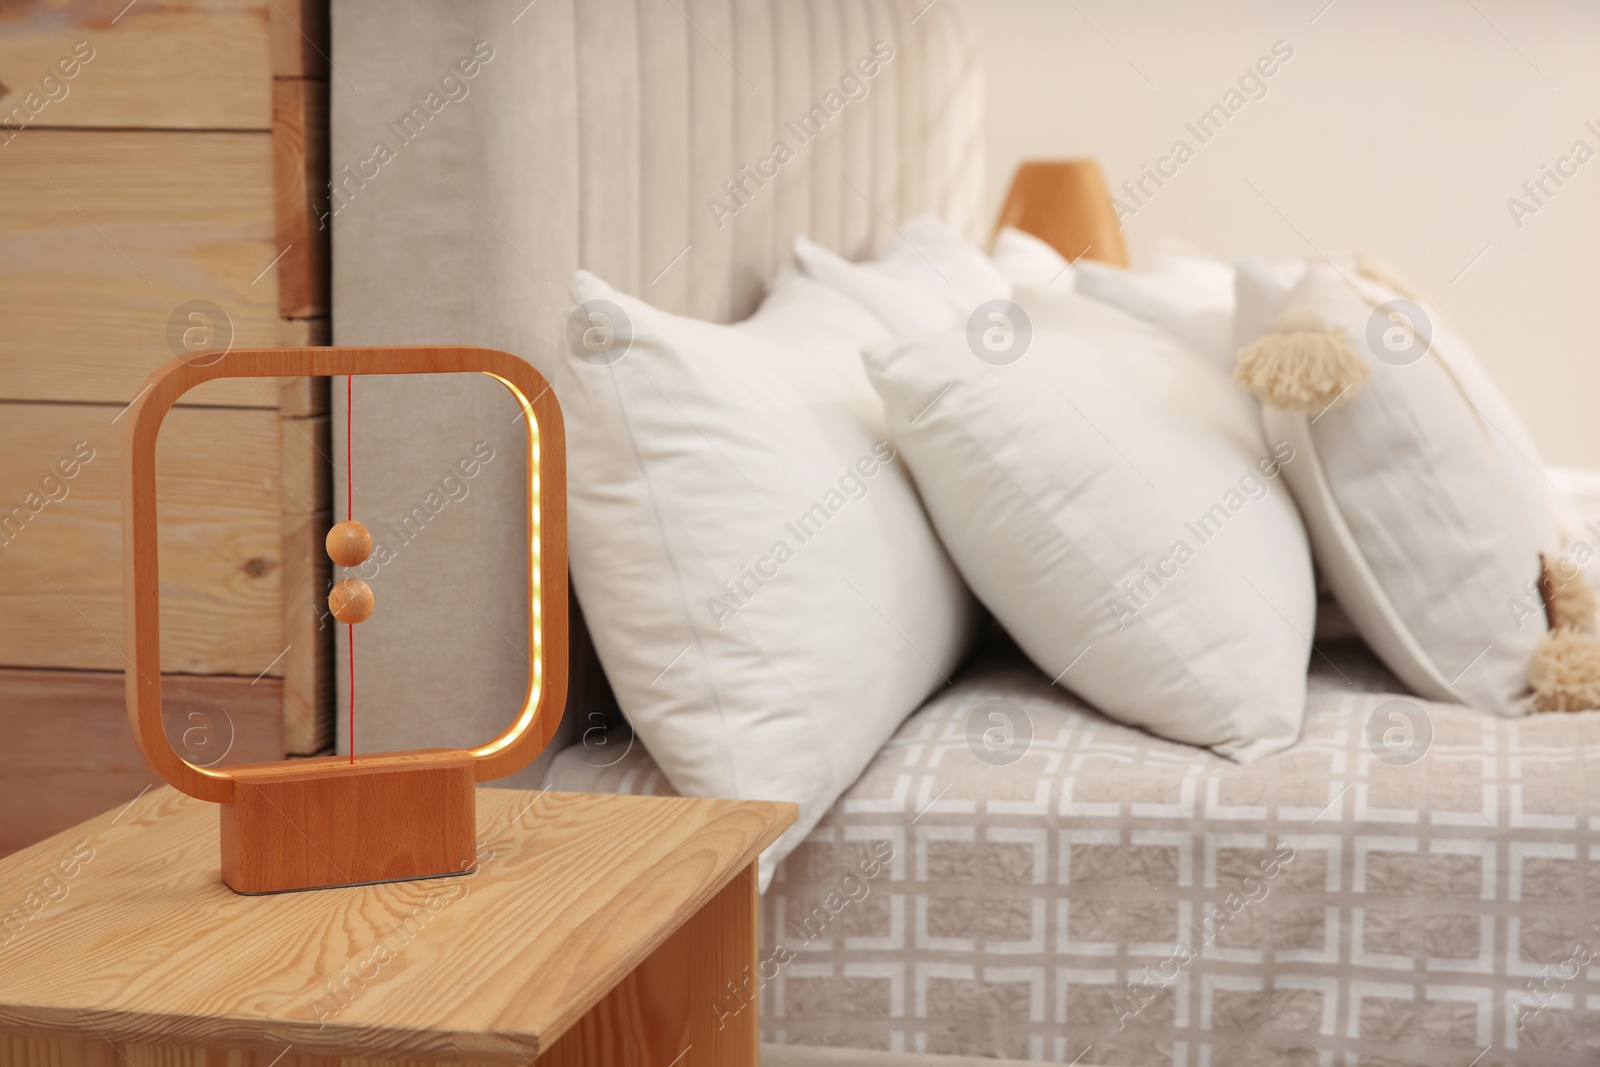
[542,637,1600,1065]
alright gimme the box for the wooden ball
[325,520,372,567]
[329,578,374,625]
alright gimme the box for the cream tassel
[1234,307,1371,415]
[1530,628,1600,712]
[1529,555,1600,712]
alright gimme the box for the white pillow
[561,269,978,887]
[990,226,1073,289]
[861,288,1316,761]
[1553,466,1600,602]
[1075,236,1236,372]
[794,214,1011,334]
[1554,466,1600,547]
[1236,256,1560,557]
[1238,261,1548,714]
[1234,255,1306,355]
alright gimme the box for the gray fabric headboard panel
[329,0,983,783]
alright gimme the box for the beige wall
[954,0,1600,467]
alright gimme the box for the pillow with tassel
[1234,259,1599,714]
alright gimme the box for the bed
[549,633,1600,1064]
[330,3,1600,1063]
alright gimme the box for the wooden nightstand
[0,786,794,1066]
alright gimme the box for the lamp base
[219,752,477,894]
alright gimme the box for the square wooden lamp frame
[121,346,567,894]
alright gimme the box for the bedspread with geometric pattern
[542,639,1600,1066]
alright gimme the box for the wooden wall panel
[280,317,332,347]
[274,0,334,753]
[279,411,332,754]
[272,78,330,319]
[268,0,330,80]
[0,0,272,131]
[0,0,337,813]
[0,130,315,412]
[0,402,293,676]
[0,669,283,857]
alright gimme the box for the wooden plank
[536,862,760,1066]
[3,866,759,1064]
[281,316,332,347]
[0,130,316,414]
[0,789,794,1062]
[1,1035,507,1065]
[268,0,330,80]
[0,0,272,131]
[281,410,333,754]
[0,669,283,858]
[2,1035,119,1066]
[275,326,333,423]
[0,402,286,676]
[272,78,330,318]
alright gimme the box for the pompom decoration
[329,578,375,625]
[1234,307,1371,415]
[1529,555,1600,712]
[326,520,372,568]
[1530,628,1600,712]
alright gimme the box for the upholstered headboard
[330,0,983,782]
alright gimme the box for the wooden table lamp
[122,346,566,894]
[991,159,1130,268]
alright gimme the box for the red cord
[347,373,354,764]
[348,626,355,765]
[346,374,353,522]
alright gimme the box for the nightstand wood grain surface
[0,786,795,1066]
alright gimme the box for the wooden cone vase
[991,159,1130,268]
